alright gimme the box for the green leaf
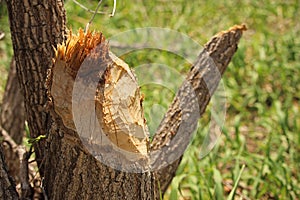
[213,168,224,200]
[227,164,245,200]
[28,135,46,144]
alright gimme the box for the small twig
[85,0,103,33]
[110,0,117,17]
[73,0,117,32]
[72,0,106,14]
[27,134,46,144]
[28,159,36,164]
[0,125,17,149]
[40,177,48,200]
[18,146,33,198]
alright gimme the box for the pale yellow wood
[48,29,149,158]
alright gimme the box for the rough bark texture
[1,125,43,199]
[0,144,19,200]
[0,57,25,145]
[43,30,156,199]
[151,25,247,193]
[5,0,66,175]
[44,131,156,199]
[0,125,20,188]
[5,0,245,199]
[5,1,157,199]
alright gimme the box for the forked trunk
[4,0,245,199]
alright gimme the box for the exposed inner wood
[6,0,245,196]
[47,29,149,163]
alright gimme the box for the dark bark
[0,144,19,200]
[5,1,157,199]
[5,0,245,199]
[0,126,35,199]
[5,0,66,176]
[0,124,20,189]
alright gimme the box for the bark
[0,144,19,200]
[0,58,22,190]
[5,0,66,175]
[0,125,20,189]
[5,0,245,199]
[43,30,157,200]
[42,25,245,199]
[0,57,41,199]
[0,57,25,145]
[0,57,26,190]
[0,126,35,199]
[5,1,156,199]
[151,25,247,193]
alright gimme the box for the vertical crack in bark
[5,0,66,175]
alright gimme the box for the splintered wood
[46,29,149,158]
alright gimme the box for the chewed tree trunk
[5,1,156,199]
[4,0,245,199]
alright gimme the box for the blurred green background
[1,0,299,199]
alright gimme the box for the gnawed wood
[6,0,245,196]
[95,52,149,156]
[46,29,149,165]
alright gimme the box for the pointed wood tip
[228,23,247,32]
[216,23,247,37]
[203,23,247,75]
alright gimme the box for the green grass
[1,0,300,199]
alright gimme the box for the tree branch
[5,0,246,197]
[0,126,34,199]
[0,57,25,145]
[151,24,247,193]
[110,0,117,17]
[72,0,106,14]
